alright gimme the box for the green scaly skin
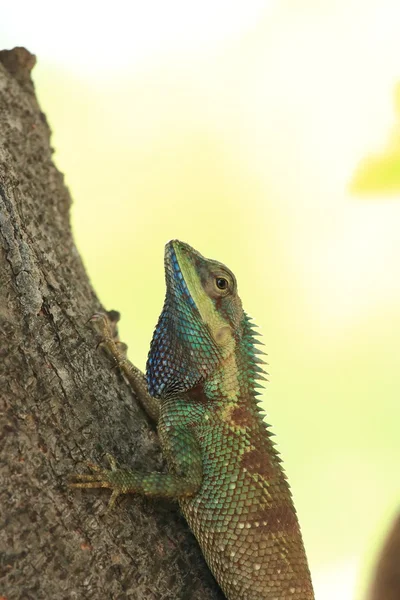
[71,240,314,600]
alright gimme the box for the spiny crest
[240,315,287,465]
[241,312,269,385]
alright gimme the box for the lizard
[70,239,315,600]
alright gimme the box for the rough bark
[0,47,224,600]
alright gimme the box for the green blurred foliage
[352,84,400,194]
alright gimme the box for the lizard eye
[216,277,229,290]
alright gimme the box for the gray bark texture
[0,47,224,600]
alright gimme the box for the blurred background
[3,1,400,598]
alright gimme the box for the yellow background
[4,1,400,598]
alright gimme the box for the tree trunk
[0,47,223,600]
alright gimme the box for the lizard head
[146,240,245,398]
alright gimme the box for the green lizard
[71,240,315,600]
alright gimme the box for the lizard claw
[89,311,119,334]
[89,312,129,360]
[69,453,123,511]
[89,311,117,338]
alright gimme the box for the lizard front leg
[70,426,203,509]
[90,311,160,422]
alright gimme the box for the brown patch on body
[186,383,209,404]
[230,405,254,428]
[249,503,300,536]
[241,446,277,479]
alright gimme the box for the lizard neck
[201,312,269,420]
